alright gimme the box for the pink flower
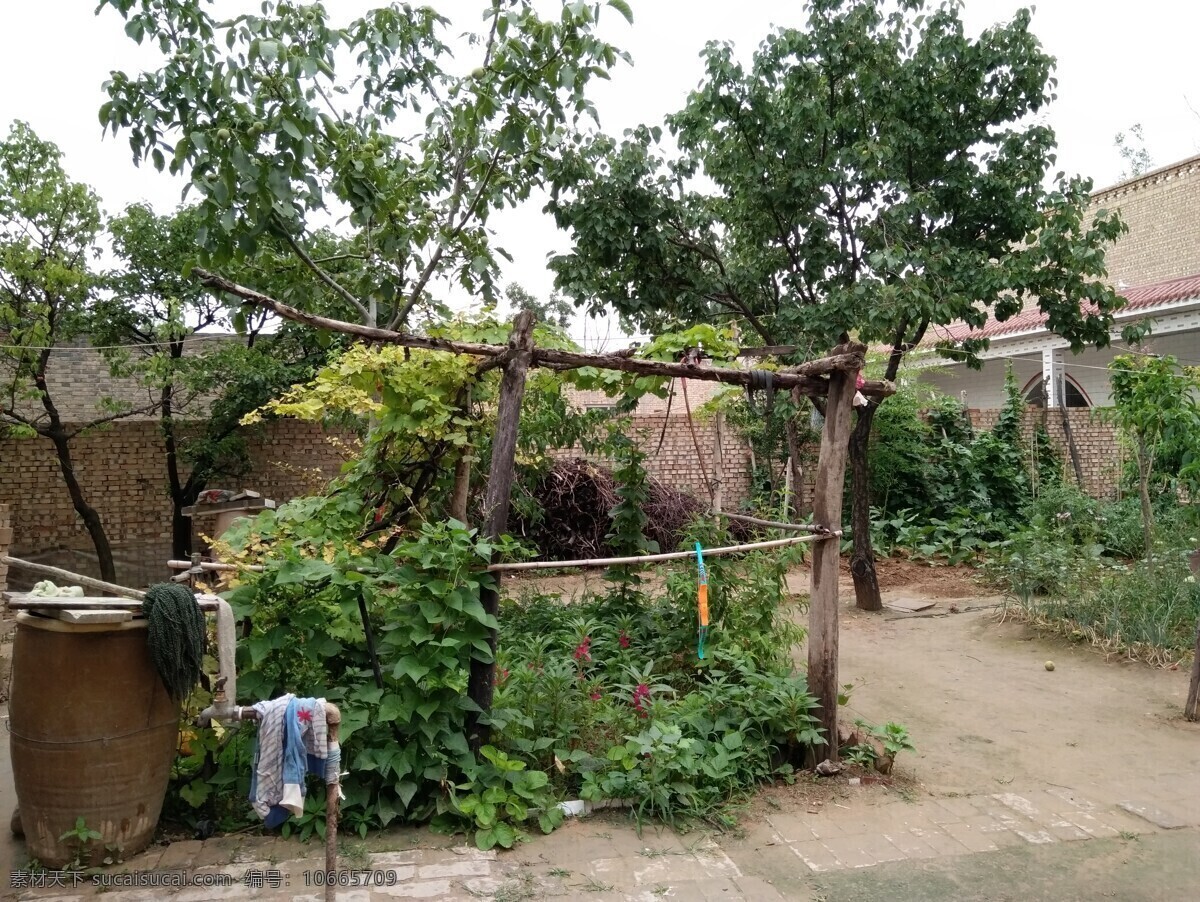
[631,683,651,717]
[618,632,630,649]
[573,636,592,662]
[590,691,602,701]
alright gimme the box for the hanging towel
[249,695,335,827]
[249,694,294,820]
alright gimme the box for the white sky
[3,1,1199,347]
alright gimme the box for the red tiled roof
[929,271,1200,345]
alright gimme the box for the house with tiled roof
[919,153,1200,411]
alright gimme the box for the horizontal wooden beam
[488,531,839,573]
[717,511,827,533]
[5,593,222,612]
[737,345,798,358]
[193,269,895,398]
[0,555,145,600]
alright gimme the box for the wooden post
[323,703,342,902]
[0,503,10,596]
[807,362,856,763]
[1186,550,1200,722]
[466,310,536,749]
[712,409,725,526]
[449,452,472,524]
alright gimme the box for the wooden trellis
[193,268,893,759]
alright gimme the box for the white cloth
[249,693,294,818]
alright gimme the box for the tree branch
[189,267,894,398]
[282,232,371,323]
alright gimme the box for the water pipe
[195,594,238,728]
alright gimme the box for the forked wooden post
[466,310,536,749]
[1186,550,1200,722]
[807,360,857,762]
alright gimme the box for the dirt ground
[834,593,1200,800]
[506,554,987,602]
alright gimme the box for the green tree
[97,0,632,329]
[547,0,1135,610]
[1107,353,1200,558]
[1114,124,1154,181]
[0,122,148,582]
[94,204,332,558]
[504,282,574,330]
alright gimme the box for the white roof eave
[916,295,1200,367]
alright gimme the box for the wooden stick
[808,363,856,764]
[5,595,223,612]
[717,512,827,533]
[192,269,896,398]
[1186,550,1200,722]
[324,703,342,902]
[467,310,536,749]
[489,532,837,573]
[0,555,146,600]
[167,559,262,573]
[0,503,10,595]
[712,409,725,524]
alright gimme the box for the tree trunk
[449,451,472,523]
[1137,438,1154,560]
[32,351,116,583]
[48,430,116,583]
[160,375,197,560]
[784,416,805,519]
[849,404,881,611]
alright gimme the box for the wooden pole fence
[183,272,880,764]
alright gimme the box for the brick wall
[967,407,1123,498]
[550,412,752,507]
[0,337,229,424]
[0,420,350,556]
[0,410,754,559]
[1087,154,1200,288]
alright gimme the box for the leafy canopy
[98,0,632,328]
[0,122,110,434]
[548,0,1135,363]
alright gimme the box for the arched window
[1023,375,1091,408]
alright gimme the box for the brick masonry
[0,420,351,556]
[551,408,753,506]
[968,407,1123,498]
[0,406,752,558]
[1086,153,1200,288]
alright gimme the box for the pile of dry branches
[515,458,710,561]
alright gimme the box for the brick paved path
[11,771,1197,902]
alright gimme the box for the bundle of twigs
[516,458,711,561]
